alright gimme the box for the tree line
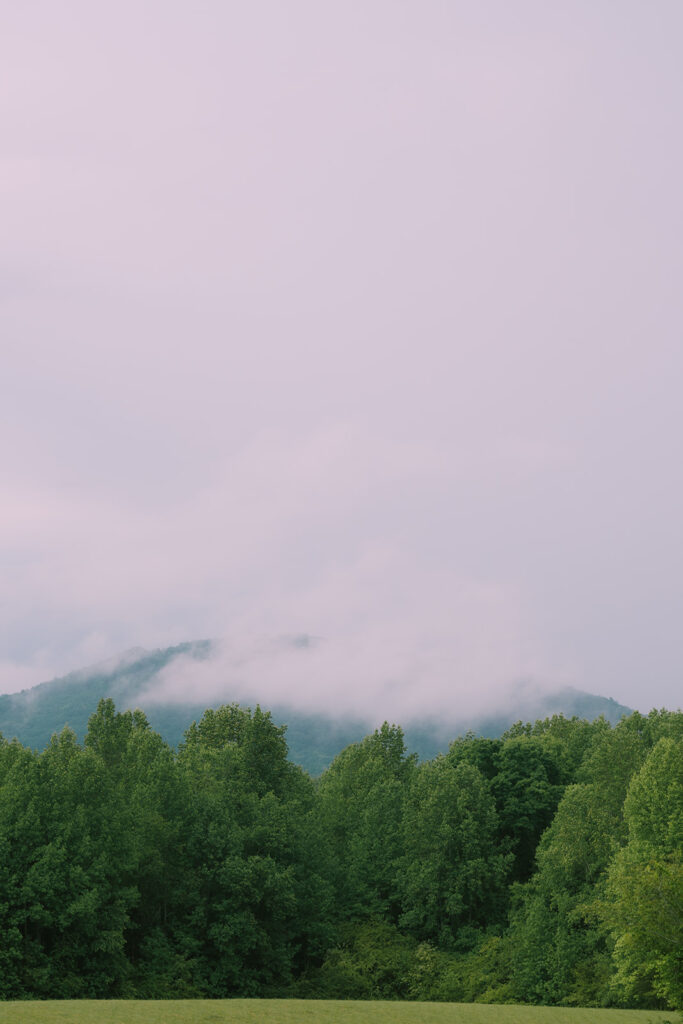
[0,700,680,1008]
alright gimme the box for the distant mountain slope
[0,642,633,774]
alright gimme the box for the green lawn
[0,1002,679,1024]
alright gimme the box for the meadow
[0,1002,680,1024]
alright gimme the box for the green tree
[602,736,683,1009]
[508,710,683,1006]
[0,737,41,997]
[490,737,565,882]
[0,719,141,997]
[318,723,417,923]
[176,704,333,995]
[398,758,510,949]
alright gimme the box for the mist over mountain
[0,641,632,774]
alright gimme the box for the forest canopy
[0,700,681,1009]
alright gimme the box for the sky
[2,1,682,717]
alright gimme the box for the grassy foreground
[0,1002,679,1024]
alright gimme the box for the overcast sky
[2,1,682,716]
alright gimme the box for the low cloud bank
[140,633,559,727]
[137,552,559,724]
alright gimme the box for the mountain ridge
[0,641,634,774]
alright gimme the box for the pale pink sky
[1,2,682,715]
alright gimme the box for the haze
[2,1,682,717]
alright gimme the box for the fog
[2,1,683,715]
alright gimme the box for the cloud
[0,423,557,706]
[136,558,548,723]
[1,1,683,716]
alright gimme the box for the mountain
[0,642,633,774]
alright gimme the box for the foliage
[0,702,681,1009]
[601,737,683,1009]
[398,759,510,947]
[507,711,683,1009]
[317,723,416,923]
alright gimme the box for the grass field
[0,1002,679,1024]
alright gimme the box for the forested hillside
[0,643,632,774]
[0,701,680,1008]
